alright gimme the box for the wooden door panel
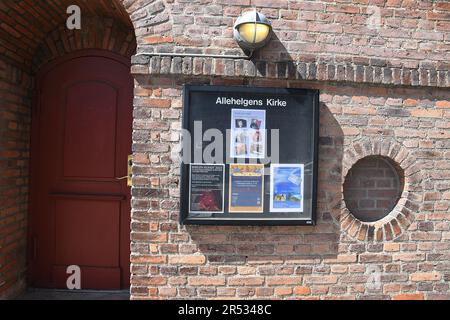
[53,198,121,267]
[63,82,118,179]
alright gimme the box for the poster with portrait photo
[270,164,304,213]
[230,109,266,159]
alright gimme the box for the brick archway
[0,1,136,69]
[0,0,136,298]
[32,17,136,73]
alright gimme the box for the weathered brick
[228,277,265,286]
[393,293,424,300]
[274,287,293,296]
[266,276,302,286]
[188,277,226,286]
[411,109,443,118]
[168,255,206,265]
[411,272,441,282]
[304,276,338,285]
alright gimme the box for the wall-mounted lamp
[233,10,272,56]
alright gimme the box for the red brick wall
[129,75,450,299]
[128,0,450,300]
[0,61,32,298]
[135,0,450,71]
[0,0,132,68]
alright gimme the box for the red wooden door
[29,51,133,290]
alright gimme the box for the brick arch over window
[328,138,421,242]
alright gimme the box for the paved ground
[16,288,130,300]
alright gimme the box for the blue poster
[270,164,304,212]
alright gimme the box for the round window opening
[343,155,405,223]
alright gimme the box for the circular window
[343,156,404,223]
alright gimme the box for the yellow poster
[229,164,264,213]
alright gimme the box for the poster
[230,109,266,159]
[229,164,264,213]
[270,164,304,212]
[189,164,225,213]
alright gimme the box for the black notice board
[180,85,319,225]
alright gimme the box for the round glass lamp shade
[233,11,272,52]
[238,23,271,45]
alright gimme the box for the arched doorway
[29,50,133,290]
[0,1,136,297]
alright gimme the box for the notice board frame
[180,85,319,226]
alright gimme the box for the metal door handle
[116,155,132,186]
